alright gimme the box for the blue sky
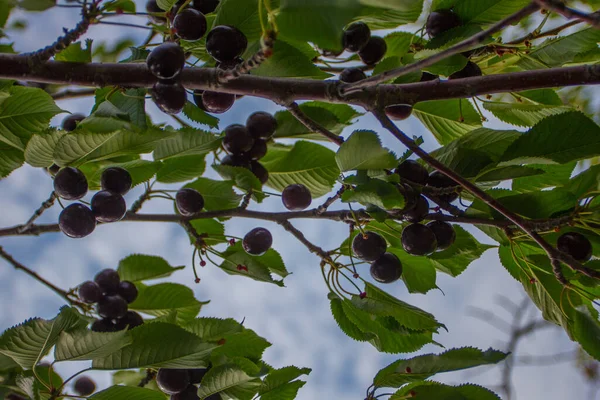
[0,2,597,399]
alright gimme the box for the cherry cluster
[156,367,220,400]
[79,268,144,332]
[193,25,248,114]
[55,146,132,238]
[219,112,277,184]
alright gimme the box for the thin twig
[129,185,153,213]
[138,369,157,387]
[17,192,57,234]
[315,186,346,215]
[285,102,344,145]
[506,19,582,44]
[341,3,540,94]
[0,246,84,307]
[532,0,600,28]
[278,220,332,261]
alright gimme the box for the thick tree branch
[533,0,600,28]
[341,3,540,94]
[1,55,599,107]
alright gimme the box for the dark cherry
[202,91,235,114]
[146,42,186,80]
[342,22,371,52]
[176,188,205,216]
[101,167,132,195]
[404,195,429,223]
[192,0,219,14]
[395,160,428,185]
[193,90,207,110]
[47,164,60,176]
[188,368,209,384]
[244,139,267,160]
[62,114,85,132]
[79,281,103,303]
[358,36,387,65]
[115,311,144,330]
[173,9,207,41]
[73,376,96,396]
[221,154,251,169]
[420,72,438,82]
[94,269,120,294]
[385,104,413,121]
[243,227,272,256]
[401,223,437,256]
[54,167,88,200]
[557,232,592,262]
[427,171,459,203]
[151,81,187,115]
[339,68,366,83]
[97,295,128,319]
[59,204,96,238]
[91,191,126,223]
[426,221,456,251]
[222,124,254,155]
[118,281,138,304]
[425,9,462,37]
[448,61,482,80]
[352,231,387,261]
[171,384,199,400]
[91,318,117,332]
[250,161,269,184]
[157,369,191,395]
[246,112,277,140]
[281,184,312,211]
[370,253,402,283]
[205,25,248,62]
[146,0,166,23]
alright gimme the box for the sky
[0,1,598,400]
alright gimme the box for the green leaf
[211,329,271,360]
[53,131,117,166]
[18,0,55,11]
[274,102,359,140]
[129,283,207,323]
[0,86,63,150]
[475,165,545,182]
[253,39,331,79]
[342,178,405,210]
[182,102,219,129]
[330,296,375,341]
[54,328,131,361]
[260,366,311,399]
[156,0,176,11]
[213,0,265,45]
[184,318,244,342]
[24,129,65,167]
[188,218,227,246]
[336,130,397,171]
[277,0,360,51]
[0,143,24,179]
[94,88,147,129]
[156,155,206,183]
[359,0,424,13]
[213,164,263,196]
[413,99,481,145]
[218,242,288,286]
[482,102,571,127]
[500,112,600,165]
[186,178,242,211]
[0,307,87,369]
[117,254,185,282]
[261,141,340,198]
[153,128,221,160]
[391,382,501,400]
[54,40,92,63]
[573,306,600,361]
[356,1,424,29]
[92,322,216,369]
[453,0,530,24]
[512,163,576,193]
[374,347,508,388]
[90,386,166,400]
[196,365,256,399]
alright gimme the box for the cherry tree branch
[51,88,96,100]
[533,0,600,28]
[278,220,332,261]
[285,102,344,145]
[1,55,599,108]
[17,192,57,234]
[0,246,84,307]
[340,3,540,94]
